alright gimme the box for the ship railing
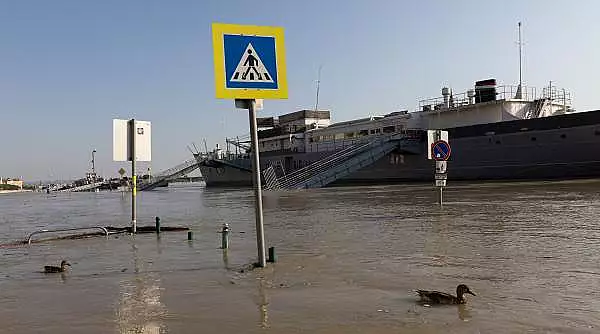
[541,86,572,107]
[418,85,539,111]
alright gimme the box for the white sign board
[427,130,449,160]
[435,179,447,187]
[435,173,448,180]
[113,119,152,162]
[435,161,447,174]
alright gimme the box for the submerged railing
[27,227,109,245]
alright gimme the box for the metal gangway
[264,132,423,190]
[139,157,201,191]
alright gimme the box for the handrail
[270,131,422,190]
[140,158,200,191]
[27,227,109,245]
[276,134,401,189]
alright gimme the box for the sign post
[130,119,137,233]
[212,22,288,267]
[113,119,152,234]
[427,130,450,206]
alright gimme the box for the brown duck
[416,284,476,304]
[44,260,71,273]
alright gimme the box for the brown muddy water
[1,180,600,333]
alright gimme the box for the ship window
[359,130,369,136]
[383,126,395,133]
[496,140,501,144]
[370,129,376,134]
[531,137,537,141]
[344,132,355,138]
[560,134,566,139]
[595,129,600,136]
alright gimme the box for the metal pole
[439,186,443,206]
[248,100,266,268]
[92,149,96,175]
[314,65,322,112]
[130,119,137,234]
[518,22,522,89]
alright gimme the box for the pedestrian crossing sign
[212,23,288,99]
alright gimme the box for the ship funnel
[442,87,450,108]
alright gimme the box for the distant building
[0,177,23,190]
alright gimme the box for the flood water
[2,180,600,333]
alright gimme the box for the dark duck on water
[416,284,476,305]
[44,260,71,273]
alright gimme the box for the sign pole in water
[113,118,152,234]
[130,119,137,233]
[248,99,266,267]
[428,130,450,206]
[212,22,287,267]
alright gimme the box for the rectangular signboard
[113,119,152,162]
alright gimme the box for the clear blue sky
[2,0,599,181]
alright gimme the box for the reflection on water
[457,304,471,321]
[257,276,269,329]
[116,241,166,334]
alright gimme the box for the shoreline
[0,190,33,195]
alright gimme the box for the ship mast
[314,65,322,111]
[516,21,523,98]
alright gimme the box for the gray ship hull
[201,110,600,187]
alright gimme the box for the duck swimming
[44,260,71,273]
[416,284,476,305]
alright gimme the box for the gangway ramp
[139,157,201,191]
[265,132,423,190]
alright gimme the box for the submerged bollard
[221,223,230,249]
[188,231,193,240]
[267,246,276,263]
[155,217,161,234]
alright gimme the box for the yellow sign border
[212,23,288,99]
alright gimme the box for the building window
[560,134,566,139]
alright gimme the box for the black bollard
[155,217,161,234]
[267,246,276,263]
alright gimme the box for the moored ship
[197,79,600,188]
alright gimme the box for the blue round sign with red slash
[431,140,451,161]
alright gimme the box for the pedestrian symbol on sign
[230,43,274,83]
